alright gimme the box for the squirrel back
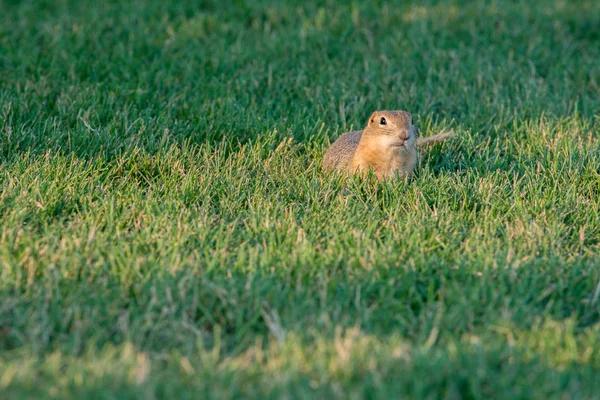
[322,130,362,170]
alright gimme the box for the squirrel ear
[368,112,377,125]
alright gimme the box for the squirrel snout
[396,129,410,141]
[388,137,407,148]
[395,132,410,144]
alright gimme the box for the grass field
[1,0,600,398]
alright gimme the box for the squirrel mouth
[389,141,406,147]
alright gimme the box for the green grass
[1,0,599,398]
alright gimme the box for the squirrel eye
[380,117,387,125]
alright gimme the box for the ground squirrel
[322,110,453,180]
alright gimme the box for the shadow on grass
[1,0,598,162]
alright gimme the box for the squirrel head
[363,110,418,149]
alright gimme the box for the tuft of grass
[1,0,599,398]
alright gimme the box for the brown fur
[416,132,455,147]
[322,130,362,171]
[322,110,454,180]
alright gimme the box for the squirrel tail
[416,131,455,148]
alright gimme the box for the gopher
[322,110,453,180]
